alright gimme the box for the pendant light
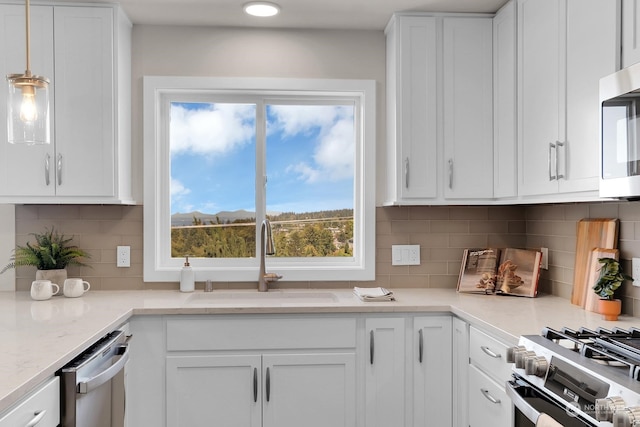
[6,0,50,145]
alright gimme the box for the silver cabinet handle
[44,154,50,186]
[556,141,565,179]
[25,410,47,427]
[418,329,424,363]
[548,142,556,181]
[481,388,501,404]
[480,345,501,359]
[370,330,374,365]
[404,157,410,189]
[253,367,258,403]
[448,159,453,189]
[265,367,271,402]
[57,153,62,186]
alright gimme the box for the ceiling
[61,0,510,30]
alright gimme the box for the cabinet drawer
[167,316,356,351]
[0,377,60,427]
[468,364,512,427]
[469,326,511,382]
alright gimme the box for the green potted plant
[1,227,90,288]
[592,257,633,321]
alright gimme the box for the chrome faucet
[258,219,282,292]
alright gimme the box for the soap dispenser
[180,256,194,293]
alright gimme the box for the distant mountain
[171,210,255,227]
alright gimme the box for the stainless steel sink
[185,290,339,305]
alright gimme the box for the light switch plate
[391,245,420,266]
[540,247,549,270]
[633,258,640,287]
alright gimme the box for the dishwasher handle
[78,344,129,394]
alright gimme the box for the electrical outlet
[541,247,549,270]
[117,246,130,268]
[633,258,640,287]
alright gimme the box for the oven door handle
[77,344,129,394]
[506,380,541,424]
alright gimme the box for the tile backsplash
[12,201,640,316]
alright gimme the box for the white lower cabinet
[365,317,406,427]
[468,364,511,427]
[452,317,469,427]
[166,353,355,427]
[129,313,481,427]
[413,316,452,427]
[0,377,59,427]
[468,326,514,427]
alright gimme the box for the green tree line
[171,210,354,259]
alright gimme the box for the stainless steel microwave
[600,61,640,199]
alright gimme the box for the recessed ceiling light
[243,1,280,17]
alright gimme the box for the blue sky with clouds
[169,102,355,216]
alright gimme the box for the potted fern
[1,227,90,288]
[592,257,633,321]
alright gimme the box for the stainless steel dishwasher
[58,327,131,427]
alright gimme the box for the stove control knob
[506,346,526,363]
[595,396,625,422]
[515,350,536,369]
[524,356,548,377]
[612,406,640,427]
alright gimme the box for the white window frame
[143,76,376,282]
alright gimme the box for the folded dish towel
[536,413,563,427]
[353,287,395,302]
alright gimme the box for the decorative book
[457,248,542,298]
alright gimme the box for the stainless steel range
[507,327,640,427]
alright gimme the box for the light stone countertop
[1,288,639,414]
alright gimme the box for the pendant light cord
[24,0,31,76]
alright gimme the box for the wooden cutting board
[570,218,619,307]
[584,248,619,312]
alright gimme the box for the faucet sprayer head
[263,219,275,256]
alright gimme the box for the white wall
[130,25,386,203]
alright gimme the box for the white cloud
[170,103,255,156]
[270,105,354,183]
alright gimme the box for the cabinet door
[53,6,115,197]
[0,5,55,197]
[442,17,494,199]
[262,353,356,427]
[468,364,512,427]
[413,316,452,427]
[517,0,562,196]
[561,0,619,194]
[166,354,262,427]
[365,317,405,427]
[623,0,640,68]
[452,317,469,427]
[493,1,517,199]
[386,16,438,202]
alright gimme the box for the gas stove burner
[542,326,640,380]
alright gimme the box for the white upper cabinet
[0,3,133,204]
[385,15,438,203]
[384,14,494,205]
[517,0,619,198]
[623,0,640,67]
[493,1,517,199]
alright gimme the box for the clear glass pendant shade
[7,73,50,145]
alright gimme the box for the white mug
[30,280,60,301]
[63,278,91,298]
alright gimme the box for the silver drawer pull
[481,388,501,404]
[25,409,47,427]
[480,345,501,358]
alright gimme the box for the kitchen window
[143,77,376,282]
